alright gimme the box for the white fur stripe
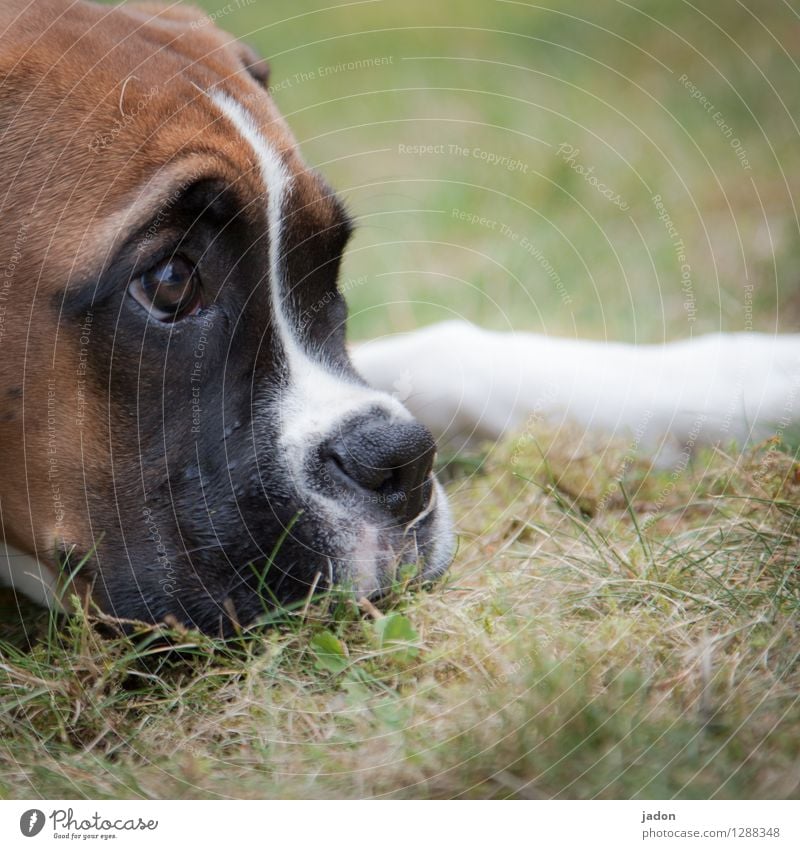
[208,91,301,366]
[205,91,412,471]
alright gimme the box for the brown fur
[0,0,345,601]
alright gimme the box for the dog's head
[0,0,453,633]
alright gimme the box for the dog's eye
[129,255,202,321]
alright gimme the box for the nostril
[321,418,436,523]
[327,449,394,493]
[386,453,433,517]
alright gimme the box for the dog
[0,0,798,634]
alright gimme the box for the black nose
[322,417,436,523]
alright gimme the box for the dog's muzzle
[285,401,453,599]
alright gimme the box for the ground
[1,0,799,799]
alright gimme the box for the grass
[2,435,799,798]
[2,0,800,798]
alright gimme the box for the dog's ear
[120,3,270,87]
[236,41,271,87]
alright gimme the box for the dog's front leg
[352,321,800,466]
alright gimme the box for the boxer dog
[1,0,798,635]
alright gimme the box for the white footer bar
[0,799,797,848]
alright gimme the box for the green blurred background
[131,0,800,342]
